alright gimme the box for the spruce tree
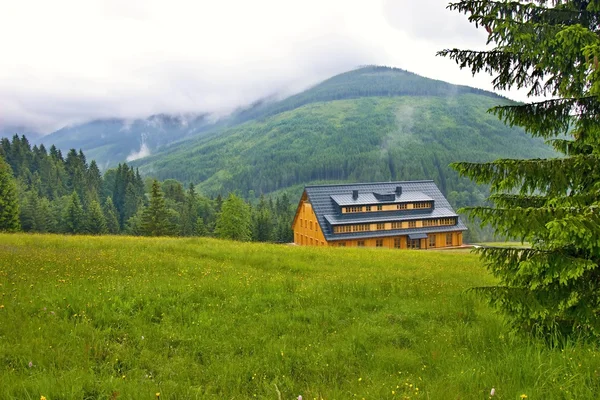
[86,199,108,235]
[63,191,84,234]
[0,155,20,232]
[181,183,199,236]
[252,194,274,242]
[439,0,600,338]
[140,180,174,236]
[103,197,120,234]
[214,193,252,241]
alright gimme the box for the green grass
[1,234,598,399]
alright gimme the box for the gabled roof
[303,180,467,241]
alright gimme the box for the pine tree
[103,197,120,234]
[86,160,103,202]
[439,0,600,338]
[140,180,174,236]
[86,199,108,235]
[0,155,20,232]
[63,191,84,234]
[123,182,141,223]
[214,193,252,241]
[181,183,199,236]
[252,194,274,242]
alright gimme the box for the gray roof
[304,180,467,241]
[331,191,433,206]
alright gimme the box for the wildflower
[490,388,495,396]
[0,305,4,309]
[520,395,528,399]
[41,396,46,400]
[156,393,160,399]
[28,361,33,368]
[298,396,303,400]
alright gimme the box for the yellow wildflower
[156,393,160,398]
[41,396,47,400]
[520,395,528,399]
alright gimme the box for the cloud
[0,0,516,134]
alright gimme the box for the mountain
[0,125,43,141]
[130,66,556,200]
[34,113,215,169]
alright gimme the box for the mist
[0,0,513,135]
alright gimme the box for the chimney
[395,186,402,196]
[352,190,359,200]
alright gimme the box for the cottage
[292,181,467,249]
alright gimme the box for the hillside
[26,66,556,200]
[34,113,214,169]
[133,89,555,200]
[2,233,599,399]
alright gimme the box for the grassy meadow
[0,234,599,399]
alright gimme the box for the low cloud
[0,0,511,135]
[126,141,151,162]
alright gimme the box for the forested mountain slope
[133,91,555,203]
[227,65,502,125]
[34,113,213,169]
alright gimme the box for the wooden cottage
[292,181,466,249]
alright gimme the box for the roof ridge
[304,180,435,189]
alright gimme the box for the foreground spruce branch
[439,0,600,338]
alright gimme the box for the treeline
[0,135,294,241]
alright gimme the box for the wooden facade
[292,181,466,249]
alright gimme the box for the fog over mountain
[1,0,505,135]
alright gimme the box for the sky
[0,0,507,134]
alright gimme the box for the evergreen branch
[451,155,600,194]
[448,1,600,24]
[490,96,600,138]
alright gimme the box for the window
[310,238,313,245]
[377,205,383,211]
[414,202,432,209]
[376,223,385,230]
[446,233,453,246]
[391,222,402,229]
[408,220,416,228]
[357,240,365,247]
[338,242,346,247]
[300,219,303,228]
[346,206,363,213]
[397,203,407,210]
[310,221,313,230]
[376,239,383,247]
[366,206,371,211]
[428,235,436,248]
[334,225,352,233]
[408,239,421,249]
[394,238,401,248]
[352,224,370,232]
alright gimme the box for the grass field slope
[132,67,556,197]
[1,234,598,399]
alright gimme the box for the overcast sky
[1,0,510,133]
